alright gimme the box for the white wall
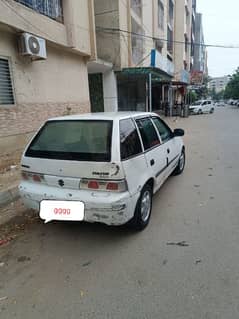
[0,31,90,104]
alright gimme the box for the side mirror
[174,128,184,137]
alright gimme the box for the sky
[197,0,239,77]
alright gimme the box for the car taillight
[21,171,44,183]
[80,179,127,192]
[32,174,42,182]
[106,182,118,191]
[21,172,29,180]
[88,180,99,189]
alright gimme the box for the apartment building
[193,13,207,73]
[191,0,196,68]
[91,0,201,115]
[208,76,230,93]
[0,0,96,170]
[91,0,176,113]
[174,0,192,86]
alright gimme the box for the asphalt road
[1,106,239,319]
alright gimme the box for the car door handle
[150,159,155,166]
[167,148,170,154]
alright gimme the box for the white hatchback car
[19,112,185,230]
[189,100,214,115]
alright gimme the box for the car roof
[48,112,159,121]
[193,100,211,103]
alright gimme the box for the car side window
[135,117,160,151]
[208,101,211,105]
[120,119,142,160]
[152,117,172,143]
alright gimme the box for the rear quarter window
[120,118,142,160]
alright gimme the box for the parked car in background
[215,100,225,107]
[19,112,185,231]
[189,100,215,115]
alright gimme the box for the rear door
[202,100,211,113]
[119,118,149,196]
[152,117,181,177]
[206,100,212,112]
[135,117,166,192]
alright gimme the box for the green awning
[117,67,172,82]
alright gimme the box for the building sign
[190,70,204,85]
[180,70,190,84]
[151,49,174,76]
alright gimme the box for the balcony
[131,0,142,18]
[151,49,174,76]
[14,0,63,22]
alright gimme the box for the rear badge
[58,179,64,187]
[92,172,109,177]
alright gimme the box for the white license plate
[40,200,85,224]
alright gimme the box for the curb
[0,186,20,209]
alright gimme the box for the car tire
[198,109,202,115]
[210,108,214,114]
[172,149,185,176]
[128,184,153,231]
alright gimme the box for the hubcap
[140,190,151,222]
[179,153,185,171]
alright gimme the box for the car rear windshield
[25,120,113,162]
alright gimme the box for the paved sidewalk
[0,166,22,225]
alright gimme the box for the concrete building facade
[174,0,192,84]
[193,13,207,73]
[0,0,96,171]
[208,76,230,93]
[90,0,179,114]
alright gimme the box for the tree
[208,87,225,101]
[224,69,239,99]
[186,90,197,104]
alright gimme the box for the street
[1,106,239,319]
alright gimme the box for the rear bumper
[19,181,139,226]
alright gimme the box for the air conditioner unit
[19,33,47,60]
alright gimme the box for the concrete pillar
[103,71,118,112]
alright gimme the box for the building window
[15,0,63,22]
[168,0,174,28]
[131,0,142,18]
[131,17,145,65]
[185,34,188,53]
[167,26,173,54]
[158,0,164,30]
[0,58,15,105]
[191,39,194,56]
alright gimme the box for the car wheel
[129,184,152,231]
[172,149,185,176]
[198,109,202,115]
[210,108,214,114]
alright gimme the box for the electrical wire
[96,26,239,49]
